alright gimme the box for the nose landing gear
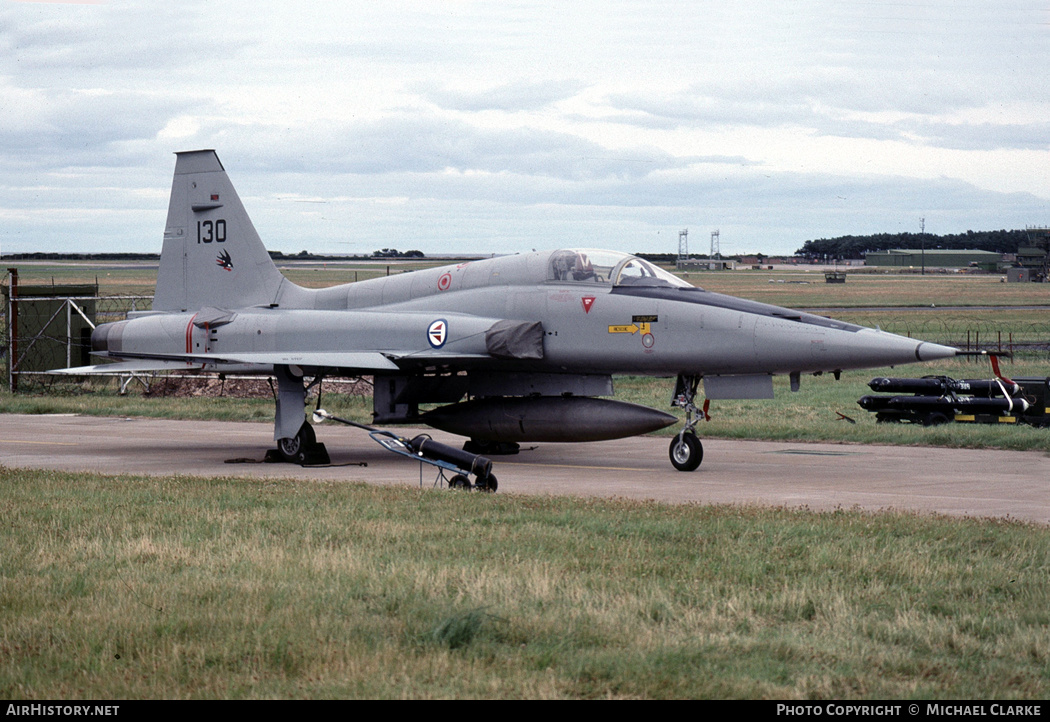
[669,374,708,471]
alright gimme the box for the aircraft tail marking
[153,150,291,312]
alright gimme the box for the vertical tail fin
[153,150,289,312]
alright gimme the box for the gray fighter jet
[65,150,957,474]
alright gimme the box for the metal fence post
[6,268,17,392]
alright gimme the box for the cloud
[419,79,589,112]
[0,1,1046,258]
[186,114,695,184]
[1,4,194,81]
[0,84,198,169]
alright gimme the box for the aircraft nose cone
[915,341,959,362]
[838,329,959,370]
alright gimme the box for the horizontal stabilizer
[101,350,402,371]
[50,359,212,375]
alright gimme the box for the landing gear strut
[669,374,706,472]
[270,365,330,465]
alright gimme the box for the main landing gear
[669,374,707,472]
[275,421,330,465]
[270,366,330,465]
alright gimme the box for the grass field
[2,467,1047,699]
[694,268,1050,309]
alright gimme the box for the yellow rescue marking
[608,322,651,335]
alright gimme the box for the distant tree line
[1,252,161,261]
[372,248,425,258]
[636,252,766,263]
[266,250,426,260]
[795,229,1036,261]
[635,252,686,263]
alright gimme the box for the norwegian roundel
[427,319,448,348]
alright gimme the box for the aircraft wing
[195,349,492,369]
[73,350,402,371]
[55,349,495,376]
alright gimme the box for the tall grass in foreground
[2,467,1047,699]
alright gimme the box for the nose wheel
[669,374,707,471]
[669,432,703,471]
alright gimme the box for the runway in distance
[60,150,958,479]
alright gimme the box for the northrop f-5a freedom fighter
[61,150,958,479]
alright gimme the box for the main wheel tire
[278,422,316,463]
[669,432,703,472]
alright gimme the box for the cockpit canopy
[547,249,696,289]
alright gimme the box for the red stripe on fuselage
[185,314,198,356]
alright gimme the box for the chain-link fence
[1,290,371,396]
[837,315,1050,359]
[3,290,152,392]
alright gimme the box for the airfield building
[864,249,1001,270]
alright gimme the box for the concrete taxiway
[1,414,1047,524]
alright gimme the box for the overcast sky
[1,0,1047,258]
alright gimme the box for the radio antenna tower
[677,229,688,260]
[710,229,720,259]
